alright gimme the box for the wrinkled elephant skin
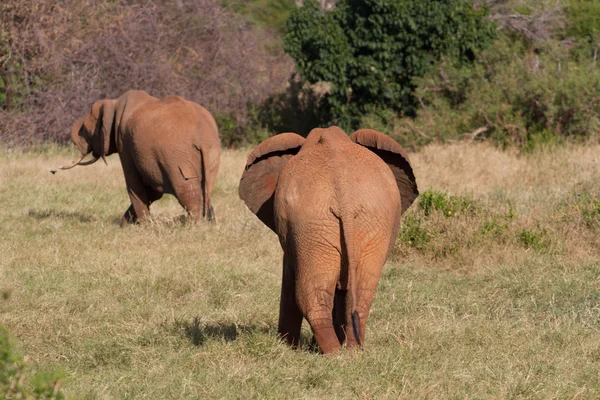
[63,90,220,224]
[239,127,418,354]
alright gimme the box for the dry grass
[1,142,599,398]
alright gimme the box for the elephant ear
[96,100,116,164]
[350,129,418,215]
[239,133,305,231]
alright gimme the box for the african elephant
[59,90,220,225]
[239,126,418,354]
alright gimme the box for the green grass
[1,143,600,398]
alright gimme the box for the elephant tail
[340,208,361,347]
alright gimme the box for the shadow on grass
[171,317,322,353]
[27,208,97,223]
[109,213,194,227]
[171,317,272,346]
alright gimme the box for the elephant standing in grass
[239,127,418,354]
[59,90,220,225]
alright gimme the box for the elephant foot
[309,318,341,355]
[121,205,142,226]
[277,331,300,348]
[344,334,362,350]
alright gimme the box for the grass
[1,142,600,398]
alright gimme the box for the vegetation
[3,0,600,149]
[1,323,64,399]
[371,0,600,149]
[395,36,600,150]
[0,0,292,146]
[221,0,296,33]
[2,1,600,398]
[1,144,599,398]
[284,0,496,129]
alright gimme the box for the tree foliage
[284,0,497,128]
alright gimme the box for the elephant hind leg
[302,287,340,354]
[307,316,340,355]
[173,180,203,223]
[332,289,347,344]
[278,254,302,347]
[278,293,302,347]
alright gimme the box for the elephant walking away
[58,90,220,225]
[239,127,418,354]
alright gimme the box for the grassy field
[1,142,600,399]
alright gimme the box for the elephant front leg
[277,254,302,347]
[120,156,152,225]
[122,188,162,225]
[122,204,137,226]
[121,190,151,225]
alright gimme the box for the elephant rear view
[59,90,220,225]
[239,127,418,354]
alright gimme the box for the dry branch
[0,0,293,145]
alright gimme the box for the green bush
[221,0,295,33]
[418,189,478,217]
[0,325,64,399]
[517,226,550,251]
[397,215,432,249]
[284,0,496,129]
[566,189,600,230]
[215,108,271,148]
[566,0,600,45]
[401,35,600,149]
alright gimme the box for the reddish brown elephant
[59,90,220,224]
[239,126,418,354]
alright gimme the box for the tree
[284,0,497,128]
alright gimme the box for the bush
[418,189,478,217]
[397,215,432,249]
[395,34,600,149]
[284,0,496,129]
[566,0,600,44]
[0,325,64,399]
[221,0,296,33]
[0,0,292,146]
[517,227,550,250]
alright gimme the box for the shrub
[398,35,600,149]
[0,0,292,146]
[0,325,64,399]
[565,188,600,230]
[284,0,496,129]
[418,189,478,217]
[566,0,600,45]
[222,0,296,33]
[518,227,550,250]
[397,215,432,249]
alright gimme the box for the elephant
[239,126,418,354]
[59,90,220,225]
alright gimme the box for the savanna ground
[1,142,600,398]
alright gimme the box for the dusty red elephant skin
[61,89,220,224]
[239,126,418,354]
